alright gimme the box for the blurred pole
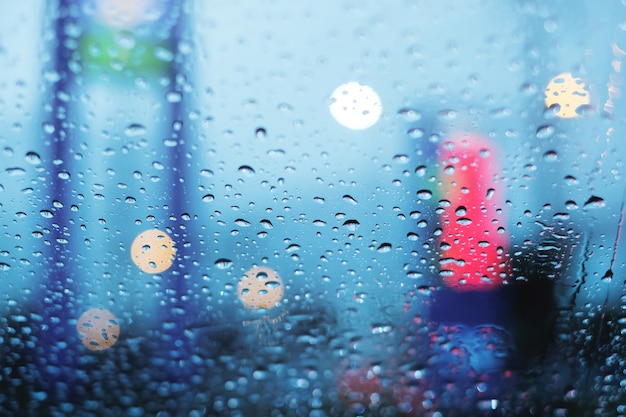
[36,0,193,406]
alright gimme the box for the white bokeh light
[328,82,382,130]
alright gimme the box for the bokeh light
[130,229,176,274]
[329,82,382,130]
[544,72,591,118]
[237,266,284,310]
[76,308,120,351]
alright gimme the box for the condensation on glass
[0,1,625,416]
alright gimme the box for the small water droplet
[154,46,174,62]
[404,233,419,243]
[416,189,432,200]
[377,243,392,253]
[25,152,41,165]
[166,91,182,103]
[39,210,54,218]
[564,175,578,185]
[397,108,422,122]
[163,138,178,147]
[583,196,605,209]
[342,219,360,231]
[536,125,555,139]
[42,122,55,134]
[238,165,255,176]
[393,154,410,164]
[125,124,147,136]
[343,195,358,205]
[215,258,233,269]
[543,150,558,162]
[235,218,251,227]
[407,127,424,139]
[255,127,267,138]
[202,194,214,202]
[6,167,25,176]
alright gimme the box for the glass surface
[1,1,626,416]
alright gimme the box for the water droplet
[234,218,251,227]
[154,46,174,62]
[39,210,54,218]
[416,189,432,200]
[166,91,182,103]
[543,150,558,162]
[42,122,55,134]
[393,154,410,164]
[583,196,605,209]
[397,108,421,122]
[202,194,214,202]
[238,165,255,176]
[261,219,273,229]
[215,258,233,269]
[456,217,472,225]
[377,243,392,253]
[438,109,457,120]
[25,152,41,165]
[536,125,555,139]
[415,165,427,177]
[163,138,178,147]
[407,127,424,139]
[343,195,358,205]
[125,124,147,136]
[343,219,360,231]
[255,127,267,138]
[286,243,300,253]
[564,175,578,185]
[6,167,25,176]
[313,219,327,227]
[57,171,71,180]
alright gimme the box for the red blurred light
[438,134,511,290]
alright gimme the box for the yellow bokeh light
[329,82,382,130]
[130,229,176,274]
[237,266,284,310]
[77,308,120,351]
[544,72,591,118]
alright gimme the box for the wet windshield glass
[1,1,625,416]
